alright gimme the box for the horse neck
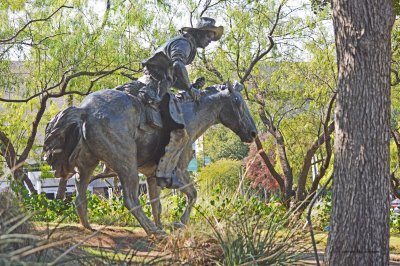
[182,94,223,141]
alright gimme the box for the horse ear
[233,81,244,92]
[226,80,233,93]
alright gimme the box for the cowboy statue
[138,17,224,189]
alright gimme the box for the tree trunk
[325,1,395,265]
[56,177,68,200]
[13,167,37,195]
[23,174,37,194]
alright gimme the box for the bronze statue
[43,18,257,235]
[139,17,224,189]
[44,81,257,235]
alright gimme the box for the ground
[33,223,400,265]
[34,223,221,264]
[34,223,161,263]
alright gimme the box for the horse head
[217,81,257,143]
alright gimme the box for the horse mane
[113,79,226,104]
[175,84,226,103]
[203,85,220,95]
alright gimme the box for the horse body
[44,82,256,235]
[80,89,164,165]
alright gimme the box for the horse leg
[176,168,197,227]
[171,146,197,228]
[147,176,162,229]
[113,160,161,236]
[75,161,98,230]
[55,172,74,200]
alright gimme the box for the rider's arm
[167,39,196,92]
[172,60,192,91]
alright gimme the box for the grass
[311,231,400,254]
[79,246,160,264]
[390,234,400,254]
[33,221,143,232]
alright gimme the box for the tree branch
[0,5,73,44]
[254,135,286,195]
[89,171,117,184]
[391,68,400,86]
[296,93,336,201]
[258,106,294,197]
[239,2,284,84]
[17,95,48,164]
[199,49,224,82]
[0,65,127,102]
[0,131,17,170]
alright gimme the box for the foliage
[159,192,190,226]
[39,162,56,179]
[156,186,305,265]
[197,192,307,265]
[196,159,243,196]
[309,191,332,231]
[391,210,400,234]
[0,0,171,186]
[24,192,78,223]
[23,191,152,227]
[196,183,286,222]
[203,125,249,161]
[0,192,72,263]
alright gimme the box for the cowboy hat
[181,17,224,41]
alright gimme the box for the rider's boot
[156,170,184,189]
[156,128,189,189]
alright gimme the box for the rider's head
[181,17,224,48]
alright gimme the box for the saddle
[114,80,163,129]
[114,52,185,129]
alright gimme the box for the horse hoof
[81,223,93,231]
[149,229,167,241]
[156,223,164,230]
[172,222,186,229]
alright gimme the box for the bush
[23,191,152,227]
[157,188,307,265]
[391,209,400,233]
[0,192,32,255]
[24,192,78,223]
[161,192,187,224]
[0,192,72,263]
[208,210,307,265]
[309,192,332,231]
[200,192,306,265]
[197,159,243,196]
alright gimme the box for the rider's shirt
[156,34,197,65]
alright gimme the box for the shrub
[157,190,307,265]
[23,191,152,227]
[0,192,74,263]
[197,159,242,196]
[161,192,187,224]
[0,192,32,255]
[391,209,400,233]
[199,193,307,265]
[24,192,78,223]
[309,192,332,231]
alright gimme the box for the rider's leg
[156,128,189,188]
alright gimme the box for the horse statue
[44,81,257,236]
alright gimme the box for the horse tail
[43,107,87,177]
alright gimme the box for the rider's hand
[192,77,205,89]
[189,87,201,102]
